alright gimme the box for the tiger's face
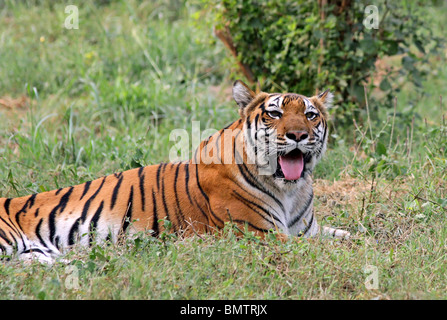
[232,80,332,184]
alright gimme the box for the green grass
[0,0,446,300]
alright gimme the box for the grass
[0,0,446,300]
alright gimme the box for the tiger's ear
[317,89,334,109]
[233,80,256,109]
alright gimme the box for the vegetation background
[0,0,446,299]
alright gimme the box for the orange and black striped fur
[0,80,349,262]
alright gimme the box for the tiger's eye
[267,110,282,119]
[306,112,318,120]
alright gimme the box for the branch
[214,26,255,84]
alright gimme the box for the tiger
[0,80,349,263]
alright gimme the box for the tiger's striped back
[0,163,216,261]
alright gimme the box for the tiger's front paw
[322,226,350,240]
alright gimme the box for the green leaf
[414,39,426,54]
[376,142,387,156]
[37,291,46,300]
[379,78,392,91]
[438,198,447,208]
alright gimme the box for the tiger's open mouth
[274,148,308,181]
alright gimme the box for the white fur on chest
[276,178,315,236]
[246,173,316,236]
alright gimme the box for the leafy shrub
[197,0,444,127]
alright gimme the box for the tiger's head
[232,80,332,185]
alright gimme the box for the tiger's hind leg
[18,245,59,264]
[0,242,57,264]
[0,228,59,263]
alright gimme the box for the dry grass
[314,177,370,217]
[0,95,29,109]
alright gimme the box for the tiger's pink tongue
[278,151,304,180]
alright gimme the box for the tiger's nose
[285,131,308,142]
